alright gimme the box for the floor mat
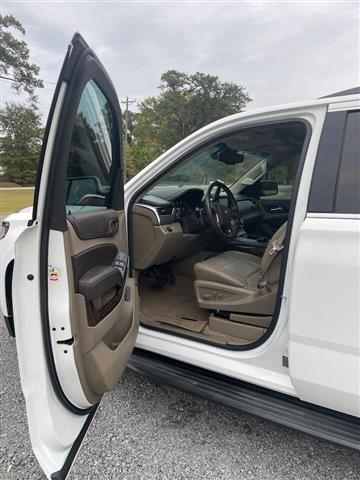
[140,275,209,332]
[139,273,260,346]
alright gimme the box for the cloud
[2,0,359,120]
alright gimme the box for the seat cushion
[194,251,261,289]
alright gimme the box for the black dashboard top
[137,186,260,234]
[140,187,204,207]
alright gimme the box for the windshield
[151,145,268,192]
[147,121,307,196]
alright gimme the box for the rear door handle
[270,206,283,212]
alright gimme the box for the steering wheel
[204,180,241,239]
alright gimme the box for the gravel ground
[1,319,359,480]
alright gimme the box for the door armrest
[78,265,123,301]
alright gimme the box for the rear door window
[335,111,360,214]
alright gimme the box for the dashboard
[132,186,264,270]
[139,186,262,232]
[139,187,207,234]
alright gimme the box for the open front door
[12,34,139,479]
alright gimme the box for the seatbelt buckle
[269,240,284,256]
[257,277,272,292]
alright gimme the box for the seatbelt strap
[257,228,286,289]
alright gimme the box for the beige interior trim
[132,204,212,270]
[229,312,272,328]
[194,279,277,314]
[64,210,138,403]
[209,314,266,340]
[82,277,139,395]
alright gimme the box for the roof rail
[320,86,360,98]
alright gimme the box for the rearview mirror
[260,181,278,197]
[213,144,244,165]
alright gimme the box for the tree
[125,70,251,178]
[132,70,251,160]
[0,15,44,184]
[0,14,43,104]
[0,103,43,185]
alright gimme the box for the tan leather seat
[194,251,261,290]
[194,222,287,315]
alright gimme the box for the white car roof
[235,88,360,120]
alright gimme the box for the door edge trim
[50,405,98,480]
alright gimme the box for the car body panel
[289,214,360,417]
[13,222,90,478]
[0,207,31,318]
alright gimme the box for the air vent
[157,207,173,216]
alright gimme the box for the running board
[128,349,359,451]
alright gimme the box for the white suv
[1,33,359,480]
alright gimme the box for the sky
[1,0,359,121]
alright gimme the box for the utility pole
[120,96,136,180]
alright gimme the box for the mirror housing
[260,181,278,197]
[213,144,244,165]
[66,176,108,206]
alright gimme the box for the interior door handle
[108,218,119,236]
[270,206,283,212]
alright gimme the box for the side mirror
[66,176,104,206]
[260,181,278,197]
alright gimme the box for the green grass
[0,188,34,216]
[0,184,293,217]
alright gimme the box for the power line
[0,75,56,86]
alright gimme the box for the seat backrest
[259,221,288,285]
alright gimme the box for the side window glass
[335,111,360,214]
[261,154,300,200]
[66,79,115,214]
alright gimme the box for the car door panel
[63,211,138,400]
[12,33,139,479]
